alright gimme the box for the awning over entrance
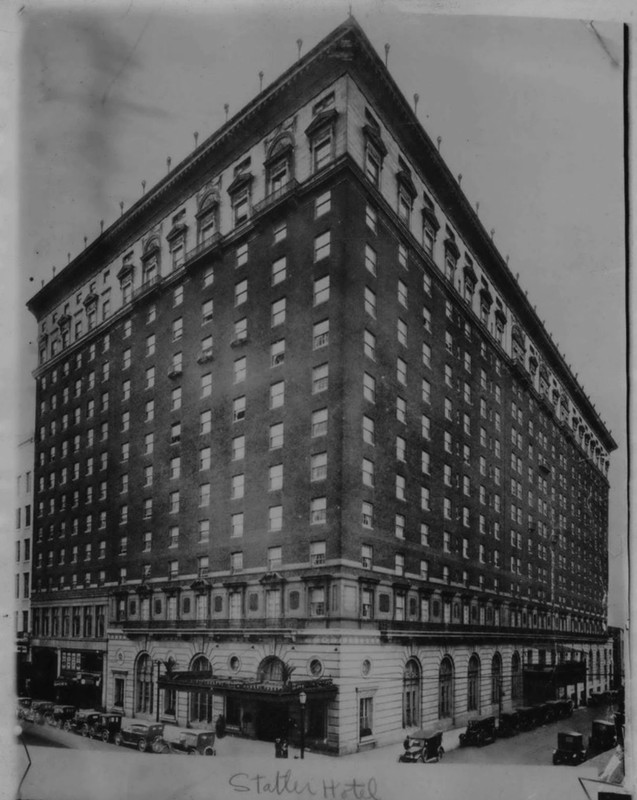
[158,671,337,702]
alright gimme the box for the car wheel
[203,746,215,756]
[102,731,110,743]
[187,748,198,755]
[114,732,123,746]
[137,738,147,753]
[438,747,444,760]
[63,721,72,732]
[81,724,89,737]
[398,755,407,763]
[552,755,560,766]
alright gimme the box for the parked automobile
[552,731,587,766]
[88,713,123,743]
[515,706,537,732]
[398,729,444,763]
[64,709,101,736]
[459,717,497,747]
[32,701,56,725]
[16,697,32,720]
[114,720,164,752]
[587,692,606,707]
[587,720,617,755]
[496,711,519,738]
[153,725,216,755]
[46,705,77,728]
[533,703,554,726]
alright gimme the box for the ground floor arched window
[135,653,153,714]
[439,656,454,719]
[403,658,421,728]
[468,654,481,712]
[190,655,213,724]
[511,651,523,701]
[491,652,502,705]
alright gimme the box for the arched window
[438,656,454,719]
[402,658,421,728]
[511,651,523,701]
[491,653,502,705]
[257,656,285,683]
[190,655,213,724]
[135,653,153,715]
[467,654,481,712]
[596,651,601,688]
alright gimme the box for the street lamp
[155,660,161,723]
[298,690,307,760]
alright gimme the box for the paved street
[13,707,622,800]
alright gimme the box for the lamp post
[155,660,161,723]
[298,690,307,759]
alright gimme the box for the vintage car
[459,717,497,747]
[88,713,123,743]
[16,697,32,719]
[516,706,539,732]
[114,720,164,752]
[587,692,607,707]
[496,711,519,738]
[45,704,77,728]
[552,731,588,766]
[64,709,101,735]
[398,730,444,763]
[31,701,56,725]
[587,720,617,755]
[153,725,216,755]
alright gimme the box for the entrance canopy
[158,671,337,702]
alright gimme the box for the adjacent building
[15,435,34,693]
[26,17,617,754]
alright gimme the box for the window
[362,458,374,487]
[421,486,431,511]
[311,127,333,172]
[271,339,285,367]
[230,552,243,572]
[397,280,408,308]
[200,409,212,434]
[144,400,154,422]
[365,140,382,186]
[364,244,376,276]
[273,221,286,243]
[272,256,286,286]
[363,415,375,445]
[365,204,377,232]
[310,587,326,617]
[169,491,180,514]
[312,363,329,393]
[314,275,330,305]
[269,422,284,449]
[171,387,182,411]
[364,287,376,318]
[311,408,328,437]
[268,506,283,532]
[271,297,286,326]
[395,553,404,576]
[422,379,431,404]
[233,396,246,422]
[231,513,244,538]
[362,502,373,528]
[397,318,407,346]
[172,318,183,341]
[315,190,331,217]
[314,231,331,261]
[363,373,376,403]
[202,299,213,323]
[310,540,326,565]
[269,463,283,491]
[396,396,406,423]
[310,497,327,525]
[395,514,405,539]
[235,279,248,307]
[396,357,407,385]
[270,381,285,408]
[170,423,181,444]
[310,452,327,482]
[364,329,375,360]
[313,319,329,349]
[198,520,210,543]
[231,474,244,500]
[359,697,374,739]
[268,546,282,570]
[396,437,406,461]
[233,357,246,384]
[232,435,245,460]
